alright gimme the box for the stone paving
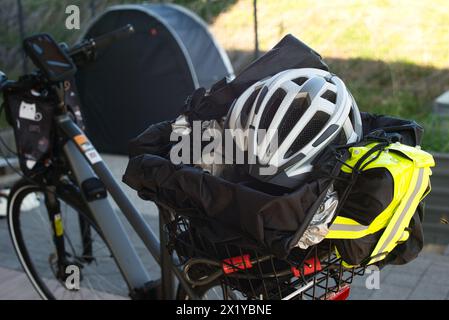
[349,251,449,300]
[0,154,448,300]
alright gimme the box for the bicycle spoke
[11,185,129,300]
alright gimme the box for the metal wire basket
[163,212,366,300]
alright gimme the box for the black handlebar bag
[3,87,56,177]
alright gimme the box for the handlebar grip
[68,24,135,66]
[91,24,135,51]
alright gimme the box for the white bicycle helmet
[226,68,362,188]
[226,78,269,151]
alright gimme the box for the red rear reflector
[325,284,351,300]
[150,28,157,36]
[291,257,322,277]
[222,254,252,274]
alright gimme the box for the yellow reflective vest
[326,142,435,266]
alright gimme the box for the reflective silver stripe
[372,168,425,259]
[329,224,369,232]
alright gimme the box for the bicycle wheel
[7,179,130,300]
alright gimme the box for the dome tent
[75,3,234,154]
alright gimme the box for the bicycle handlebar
[91,24,135,52]
[0,24,135,93]
[69,24,134,66]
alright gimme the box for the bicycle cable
[183,255,298,287]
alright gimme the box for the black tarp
[75,4,233,154]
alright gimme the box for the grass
[211,0,449,151]
[212,0,449,68]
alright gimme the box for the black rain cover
[123,154,333,257]
[123,34,426,262]
[122,113,425,259]
[124,34,332,258]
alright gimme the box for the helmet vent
[292,77,308,87]
[277,95,310,144]
[254,86,269,114]
[321,90,337,103]
[240,87,261,128]
[337,130,348,145]
[284,111,330,158]
[348,108,355,126]
[259,88,286,130]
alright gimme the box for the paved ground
[0,154,161,299]
[0,267,40,299]
[349,251,449,300]
[0,154,448,300]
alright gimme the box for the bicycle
[0,25,364,300]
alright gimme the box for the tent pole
[253,0,259,59]
[17,0,27,74]
[89,0,96,17]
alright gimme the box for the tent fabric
[75,4,233,154]
[149,4,234,87]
